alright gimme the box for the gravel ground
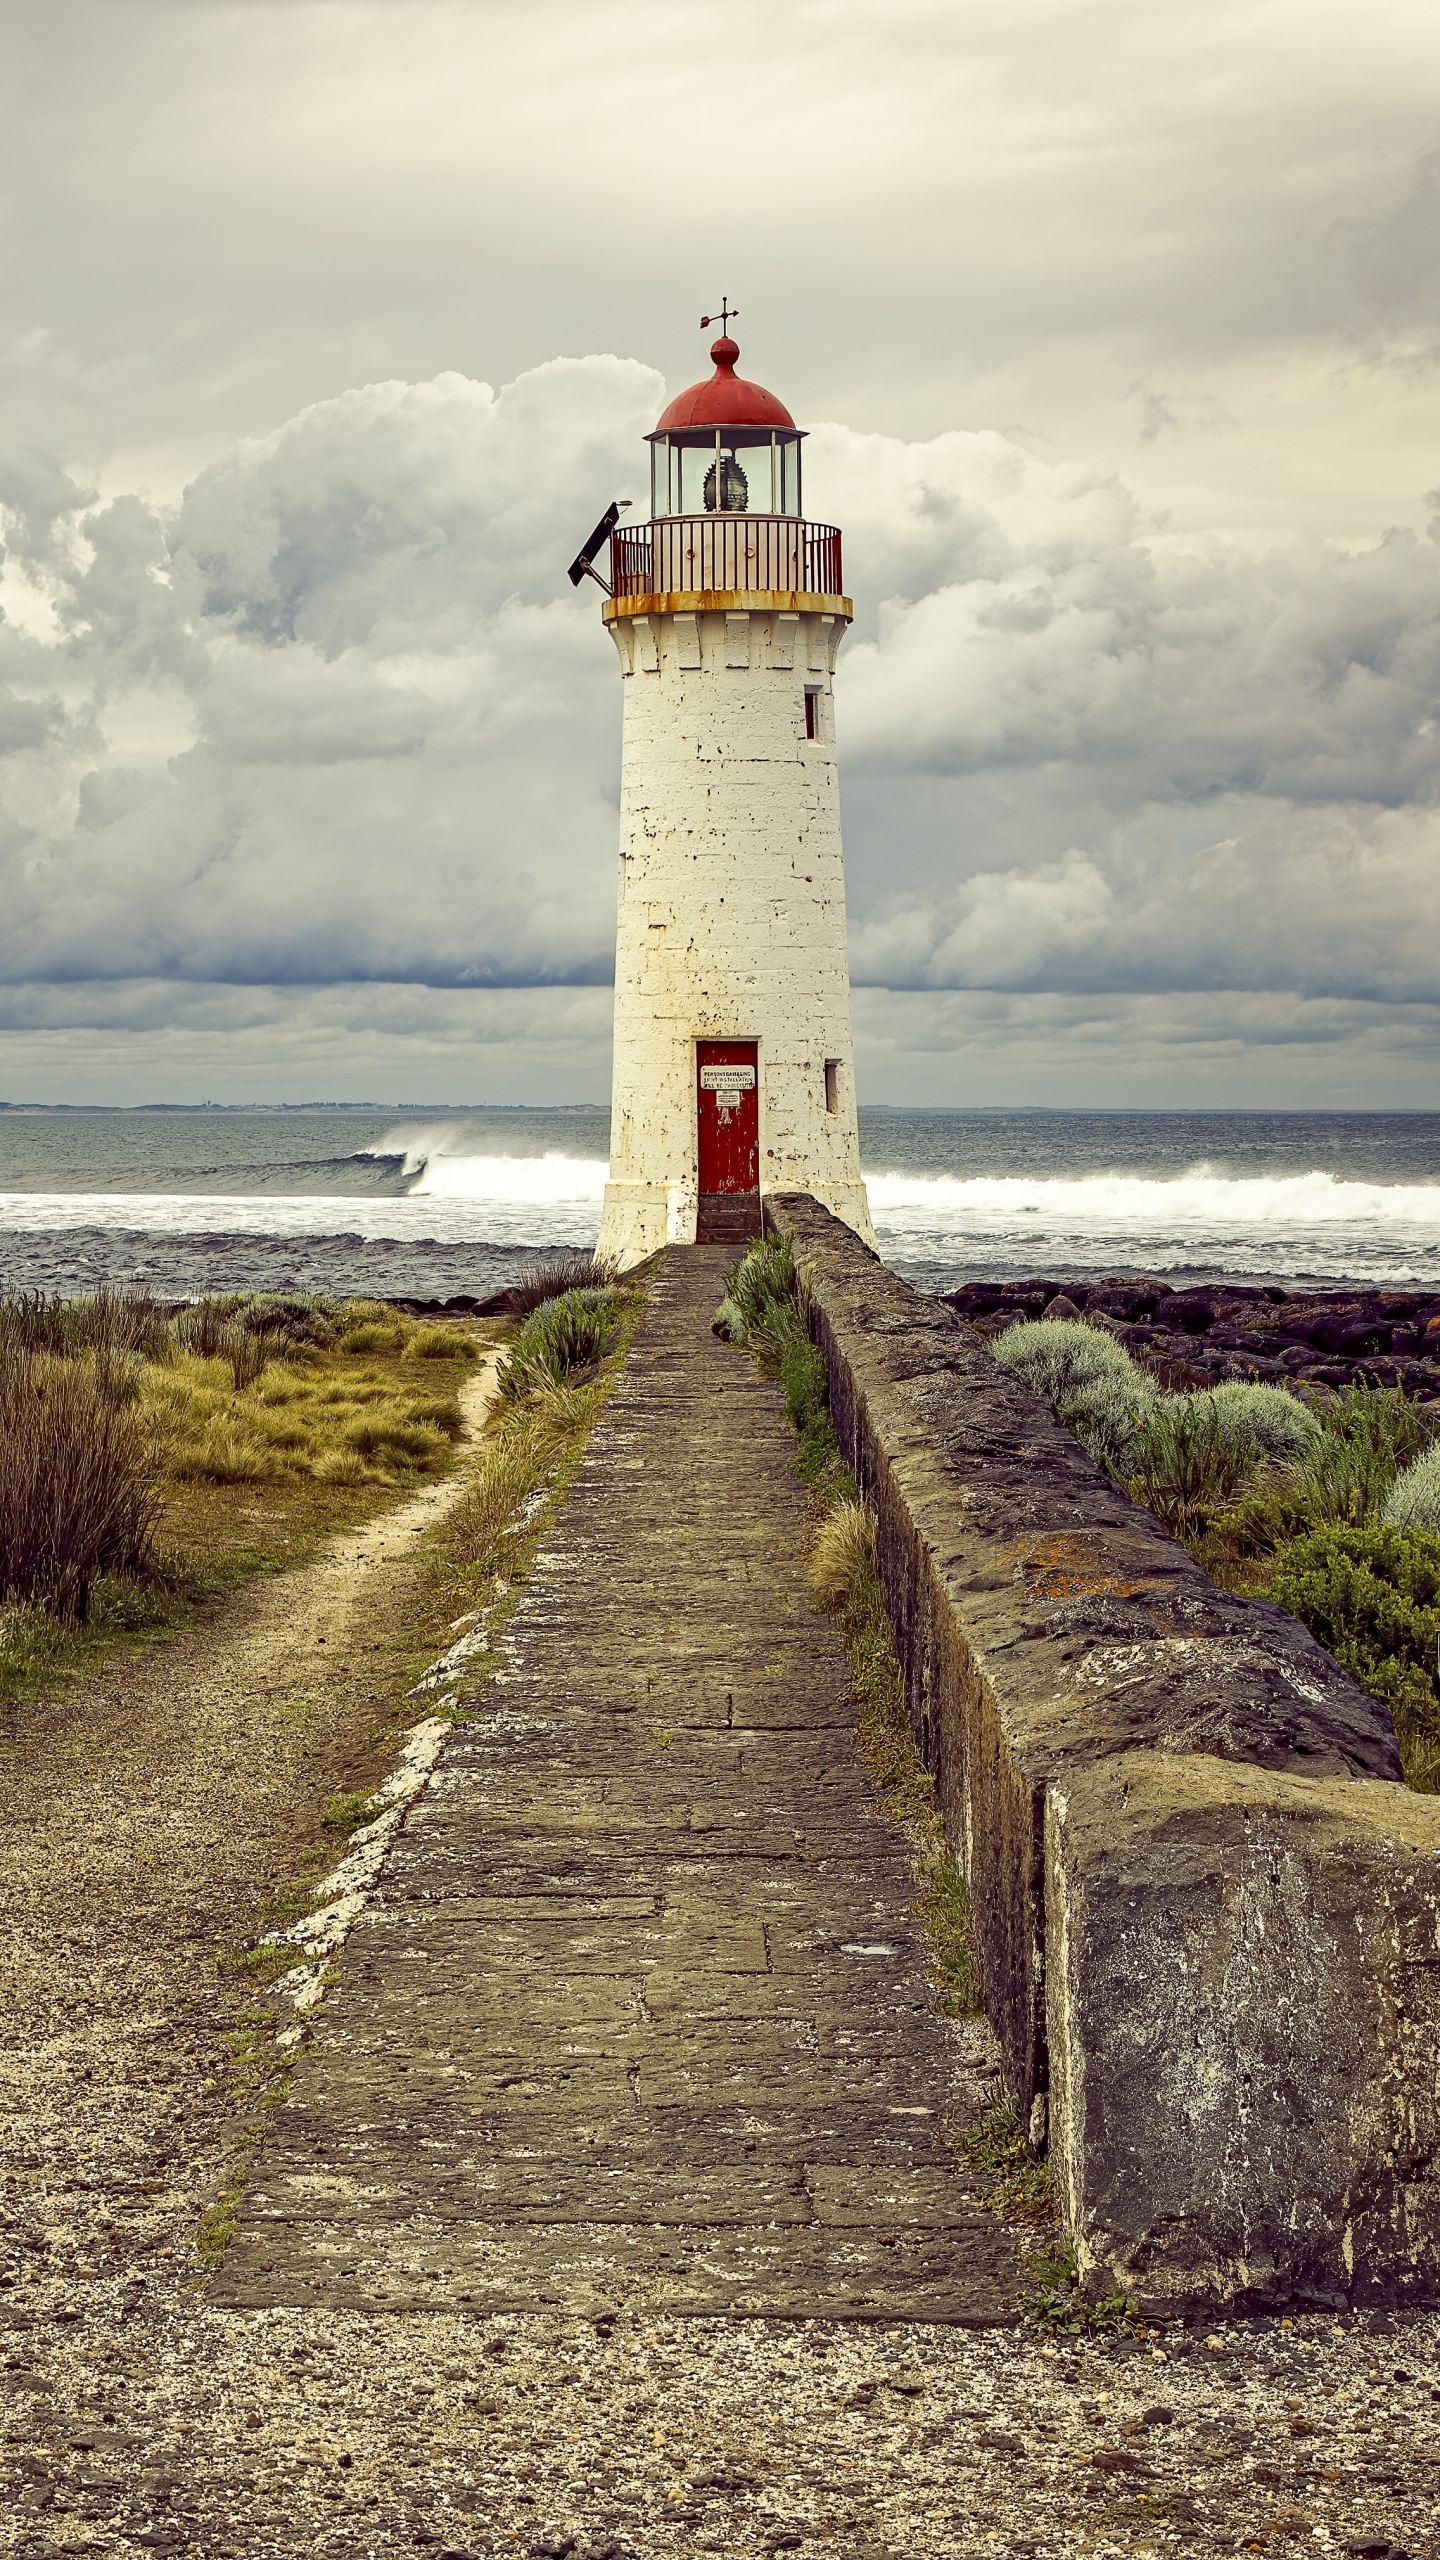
[2,2291,1438,2558]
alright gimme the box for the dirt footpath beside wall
[768,1194,1440,2318]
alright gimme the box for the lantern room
[647,335,804,520]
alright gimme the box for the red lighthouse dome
[655,338,798,434]
[648,332,805,520]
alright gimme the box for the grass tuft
[496,1289,622,1403]
[322,1789,387,1834]
[504,1251,619,1317]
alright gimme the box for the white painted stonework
[596,596,875,1266]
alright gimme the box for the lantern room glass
[648,430,804,520]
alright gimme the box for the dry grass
[432,1371,628,1632]
[0,1349,163,1618]
[0,1291,495,1711]
[140,1336,466,1488]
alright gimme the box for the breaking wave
[863,1164,1440,1281]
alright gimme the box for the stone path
[215,1247,1019,2323]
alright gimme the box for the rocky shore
[941,1279,1440,1400]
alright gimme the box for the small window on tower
[804,688,820,740]
[824,1060,840,1115]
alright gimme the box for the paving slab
[214,1245,1019,2322]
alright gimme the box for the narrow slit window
[824,1059,840,1115]
[804,688,819,740]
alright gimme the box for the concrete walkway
[216,1248,1017,2322]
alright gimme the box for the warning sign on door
[700,1064,756,1092]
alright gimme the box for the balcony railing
[611,516,842,601]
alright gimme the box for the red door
[697,1041,760,1240]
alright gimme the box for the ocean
[1,1105,1438,1301]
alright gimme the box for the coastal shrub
[780,1334,838,1480]
[1385,1442,1440,1532]
[1265,1388,1435,1532]
[233,1292,336,1348]
[992,1318,1159,1475]
[1264,1523,1440,1791]
[1058,1372,1159,1476]
[1188,1380,1321,1467]
[496,1289,618,1403]
[0,1349,162,1616]
[991,1317,1150,1409]
[715,1236,838,1475]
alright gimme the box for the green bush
[1188,1380,1321,1466]
[1058,1372,1158,1476]
[992,1317,1155,1411]
[992,1316,1161,1476]
[779,1335,838,1480]
[1264,1523,1440,1788]
[235,1292,336,1348]
[716,1237,838,1478]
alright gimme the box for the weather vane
[700,299,737,333]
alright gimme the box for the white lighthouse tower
[578,321,875,1267]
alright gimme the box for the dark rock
[1042,1294,1085,1320]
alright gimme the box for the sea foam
[3,1155,1438,1282]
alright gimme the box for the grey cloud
[1,353,1437,1060]
[1,359,649,987]
[0,980,615,1107]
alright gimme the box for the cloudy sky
[2,0,1438,1107]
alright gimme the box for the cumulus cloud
[2,352,1439,1100]
[2,356,659,987]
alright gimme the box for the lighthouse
[574,321,876,1267]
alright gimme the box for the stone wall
[767,1194,1440,2315]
